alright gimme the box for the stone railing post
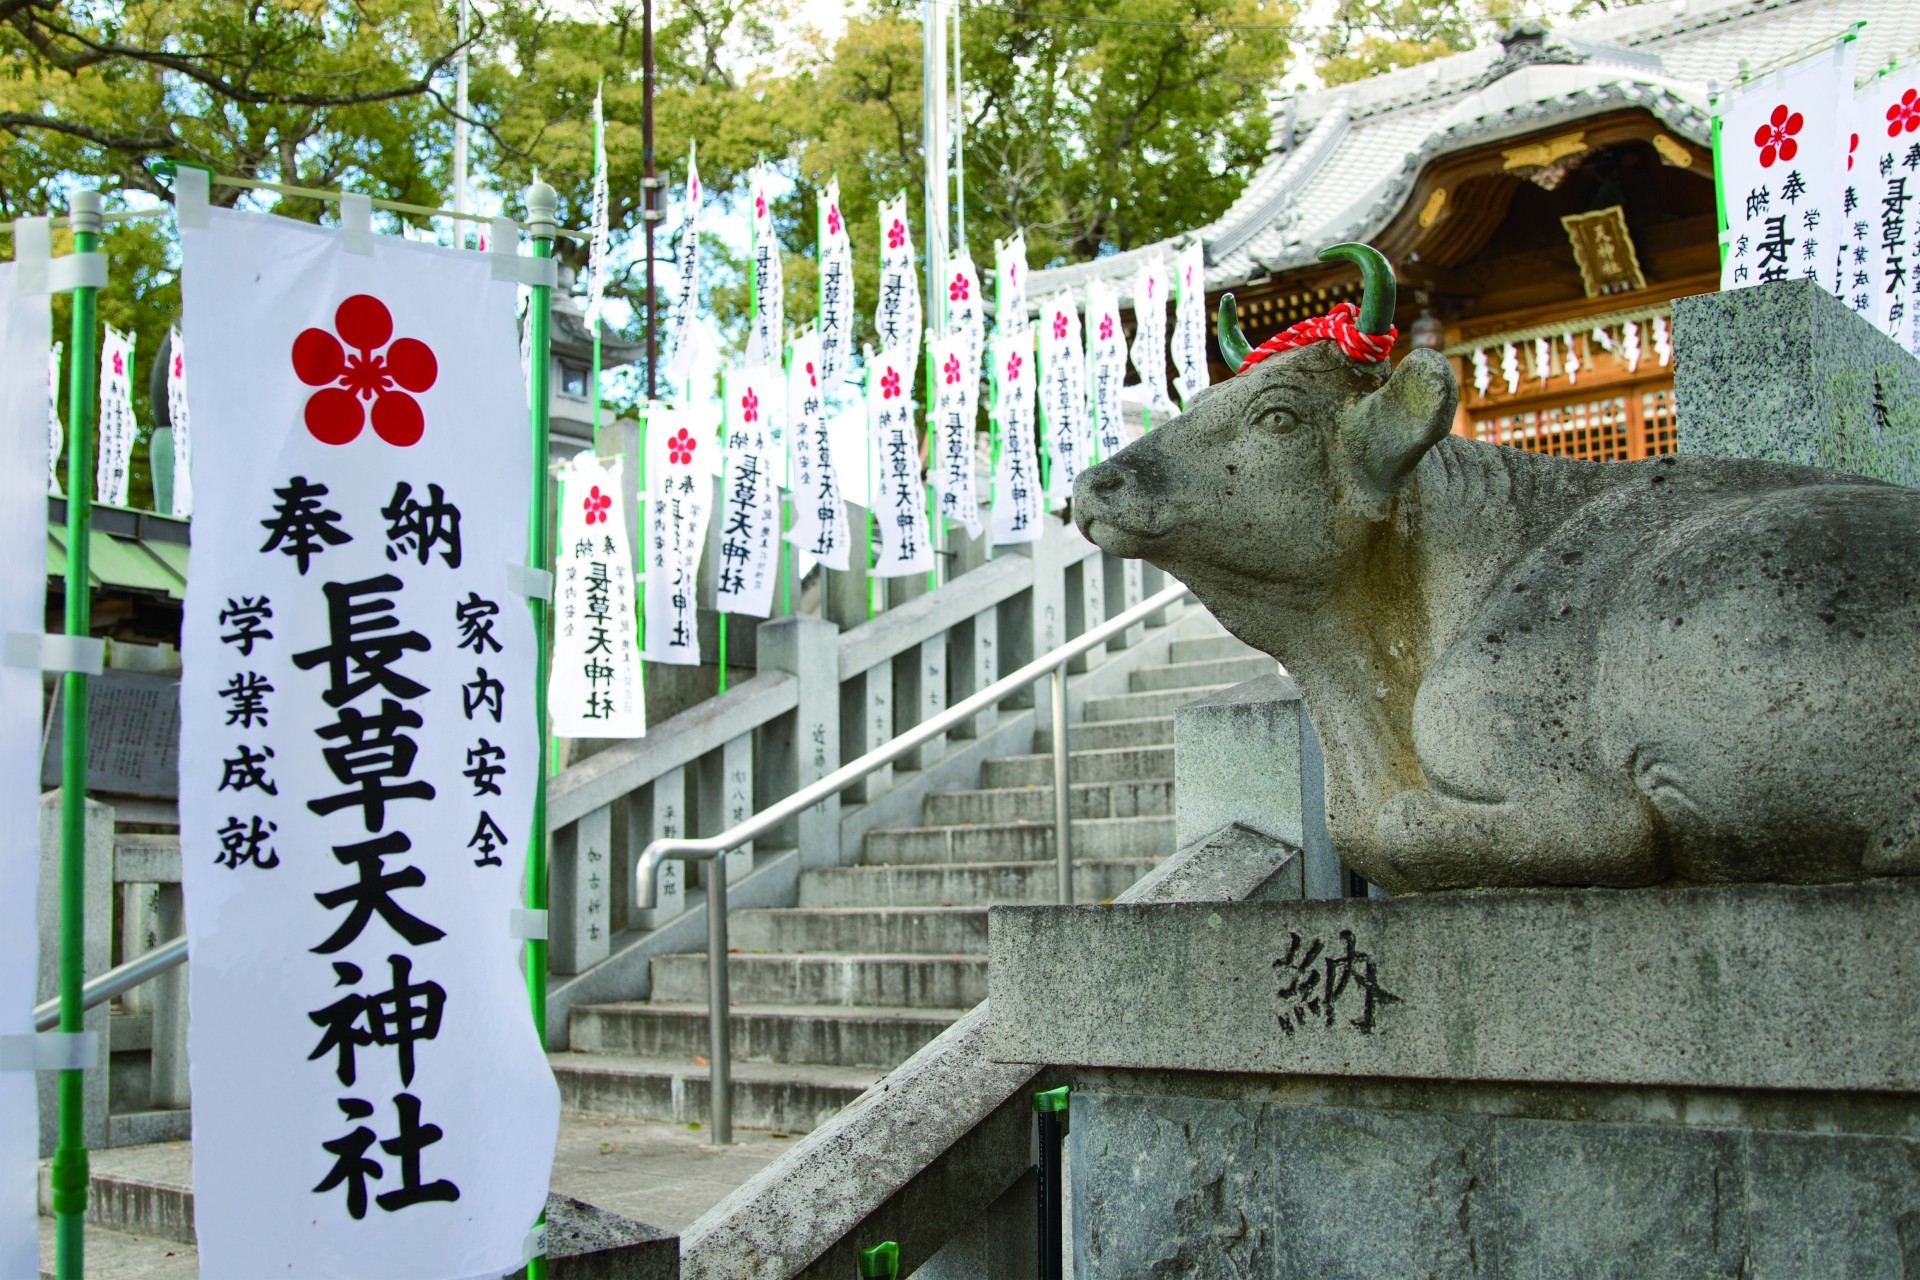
[550,804,614,975]
[38,791,110,1155]
[1172,673,1343,900]
[757,614,842,867]
[148,882,190,1109]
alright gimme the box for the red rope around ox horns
[1236,300,1397,373]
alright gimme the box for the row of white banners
[1718,42,1920,359]
[42,321,194,516]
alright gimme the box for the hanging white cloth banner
[874,194,922,365]
[168,327,194,518]
[1850,66,1920,354]
[1128,255,1176,418]
[176,204,558,1280]
[817,180,855,389]
[1716,39,1855,295]
[47,340,63,496]
[946,252,985,381]
[745,174,785,369]
[1038,292,1093,507]
[1562,334,1581,383]
[0,236,52,1280]
[663,144,704,390]
[552,452,645,738]
[715,365,782,617]
[995,232,1028,332]
[928,329,982,538]
[1085,280,1130,458]
[1170,242,1209,408]
[643,405,717,665]
[866,344,933,576]
[785,328,849,570]
[583,86,611,335]
[989,326,1043,545]
[96,323,136,506]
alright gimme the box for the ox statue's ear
[1340,349,1459,498]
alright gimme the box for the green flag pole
[522,178,558,1280]
[52,185,103,1280]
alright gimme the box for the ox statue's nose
[1084,462,1125,496]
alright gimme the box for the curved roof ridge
[1204,104,1352,261]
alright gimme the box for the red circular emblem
[292,295,437,446]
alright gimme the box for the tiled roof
[1029,0,1914,304]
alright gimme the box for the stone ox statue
[1076,244,1920,893]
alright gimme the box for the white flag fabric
[715,365,783,617]
[97,323,136,506]
[874,194,921,362]
[47,340,63,496]
[552,453,645,738]
[643,405,716,665]
[817,180,855,390]
[745,175,785,369]
[1038,292,1093,506]
[177,205,558,1280]
[168,327,194,518]
[664,147,704,390]
[0,237,51,1280]
[995,232,1028,332]
[867,344,933,576]
[989,325,1043,545]
[1849,67,1920,355]
[929,330,982,538]
[1170,242,1209,407]
[583,86,611,333]
[1128,255,1176,417]
[1717,39,1855,294]
[946,253,985,375]
[785,328,849,570]
[1085,280,1130,459]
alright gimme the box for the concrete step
[981,744,1174,787]
[863,816,1175,866]
[1128,655,1271,693]
[1033,715,1174,752]
[554,1053,878,1133]
[1169,634,1264,664]
[797,858,1157,907]
[651,951,987,1008]
[922,778,1173,824]
[1083,684,1234,722]
[38,1142,196,1244]
[729,905,989,955]
[569,1002,962,1069]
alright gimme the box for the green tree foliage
[1314,0,1533,87]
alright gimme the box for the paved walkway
[37,1111,793,1277]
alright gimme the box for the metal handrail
[633,580,1191,1143]
[33,935,188,1033]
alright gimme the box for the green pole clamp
[1033,1084,1070,1114]
[857,1241,899,1278]
[48,1146,88,1216]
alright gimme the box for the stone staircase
[550,617,1270,1135]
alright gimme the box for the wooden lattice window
[1467,376,1677,462]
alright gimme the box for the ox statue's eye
[1265,404,1300,435]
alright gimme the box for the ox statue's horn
[1317,242,1397,335]
[1217,293,1253,371]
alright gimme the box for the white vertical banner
[664,145,704,390]
[947,253,984,378]
[168,327,194,518]
[874,194,921,366]
[1851,68,1920,354]
[177,208,558,1279]
[552,452,645,739]
[1128,254,1176,417]
[928,330,982,537]
[97,323,135,506]
[0,241,51,1280]
[866,345,933,576]
[995,232,1028,332]
[989,325,1043,545]
[715,365,782,617]
[1037,291,1093,506]
[583,86,611,334]
[785,328,849,570]
[1716,39,1856,294]
[745,174,785,369]
[47,340,63,496]
[817,180,855,390]
[643,406,716,665]
[1170,241,1209,407]
[1085,280,1130,457]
